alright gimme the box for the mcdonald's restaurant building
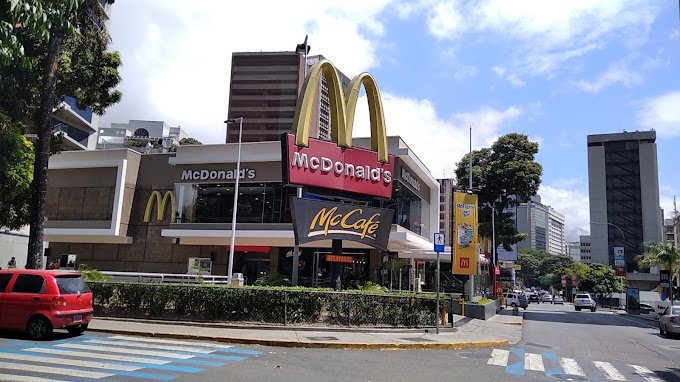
[44,136,438,286]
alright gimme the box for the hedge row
[89,282,437,327]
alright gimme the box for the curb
[87,327,509,351]
[95,317,456,334]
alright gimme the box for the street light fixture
[224,117,244,284]
[591,221,625,242]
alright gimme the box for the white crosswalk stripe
[630,365,664,382]
[55,342,195,359]
[0,374,70,382]
[560,358,586,377]
[84,338,216,353]
[0,360,112,379]
[0,352,143,371]
[24,346,172,365]
[593,361,627,381]
[487,349,509,366]
[524,352,544,372]
[110,335,234,349]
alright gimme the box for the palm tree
[638,241,680,303]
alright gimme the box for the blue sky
[100,1,680,241]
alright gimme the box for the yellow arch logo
[144,191,176,223]
[292,59,389,163]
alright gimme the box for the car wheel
[511,302,517,308]
[576,307,581,311]
[27,316,53,341]
[591,308,595,312]
[66,324,88,336]
[660,324,665,336]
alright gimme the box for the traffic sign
[513,264,522,271]
[433,233,445,253]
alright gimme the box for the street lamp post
[224,117,244,284]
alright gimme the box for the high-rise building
[514,195,566,256]
[579,235,592,263]
[587,131,662,287]
[437,178,456,246]
[226,52,349,144]
[567,241,581,262]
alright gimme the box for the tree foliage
[638,241,680,286]
[0,110,34,229]
[179,137,202,145]
[455,133,542,252]
[1,0,121,268]
[516,249,574,289]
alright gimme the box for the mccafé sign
[282,59,395,198]
[290,198,394,251]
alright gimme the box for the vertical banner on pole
[452,192,478,275]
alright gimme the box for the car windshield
[55,275,90,294]
[672,308,680,315]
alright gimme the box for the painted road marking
[21,347,203,373]
[593,361,627,381]
[0,360,112,379]
[560,358,586,377]
[630,365,664,382]
[55,343,195,359]
[83,338,216,354]
[506,347,525,376]
[109,335,235,349]
[487,349,509,366]
[24,346,171,365]
[524,352,544,372]
[0,374,69,382]
[0,350,141,371]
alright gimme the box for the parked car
[528,293,540,303]
[659,305,680,338]
[638,303,658,319]
[553,296,564,305]
[574,293,597,312]
[541,294,553,303]
[0,270,93,340]
[503,292,529,309]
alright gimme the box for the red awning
[225,245,271,253]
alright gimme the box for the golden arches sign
[292,59,389,163]
[144,191,176,223]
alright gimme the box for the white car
[574,293,597,312]
[541,294,553,303]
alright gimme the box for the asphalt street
[0,303,679,381]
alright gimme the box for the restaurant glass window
[175,182,294,223]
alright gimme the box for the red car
[0,269,93,340]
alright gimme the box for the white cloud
[637,91,680,138]
[575,62,643,93]
[420,0,658,84]
[100,0,394,142]
[670,28,680,40]
[539,180,591,242]
[351,93,522,178]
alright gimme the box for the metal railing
[100,271,242,285]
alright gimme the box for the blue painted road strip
[542,351,563,378]
[506,347,525,376]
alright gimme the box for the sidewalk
[87,313,522,350]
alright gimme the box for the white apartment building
[515,195,567,256]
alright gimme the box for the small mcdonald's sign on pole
[452,192,478,275]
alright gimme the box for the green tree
[638,241,680,301]
[179,137,202,145]
[1,0,121,268]
[0,110,34,229]
[578,263,622,296]
[455,133,543,254]
[516,249,550,287]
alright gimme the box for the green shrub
[87,282,438,327]
[77,264,111,282]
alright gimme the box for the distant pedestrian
[7,257,16,269]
